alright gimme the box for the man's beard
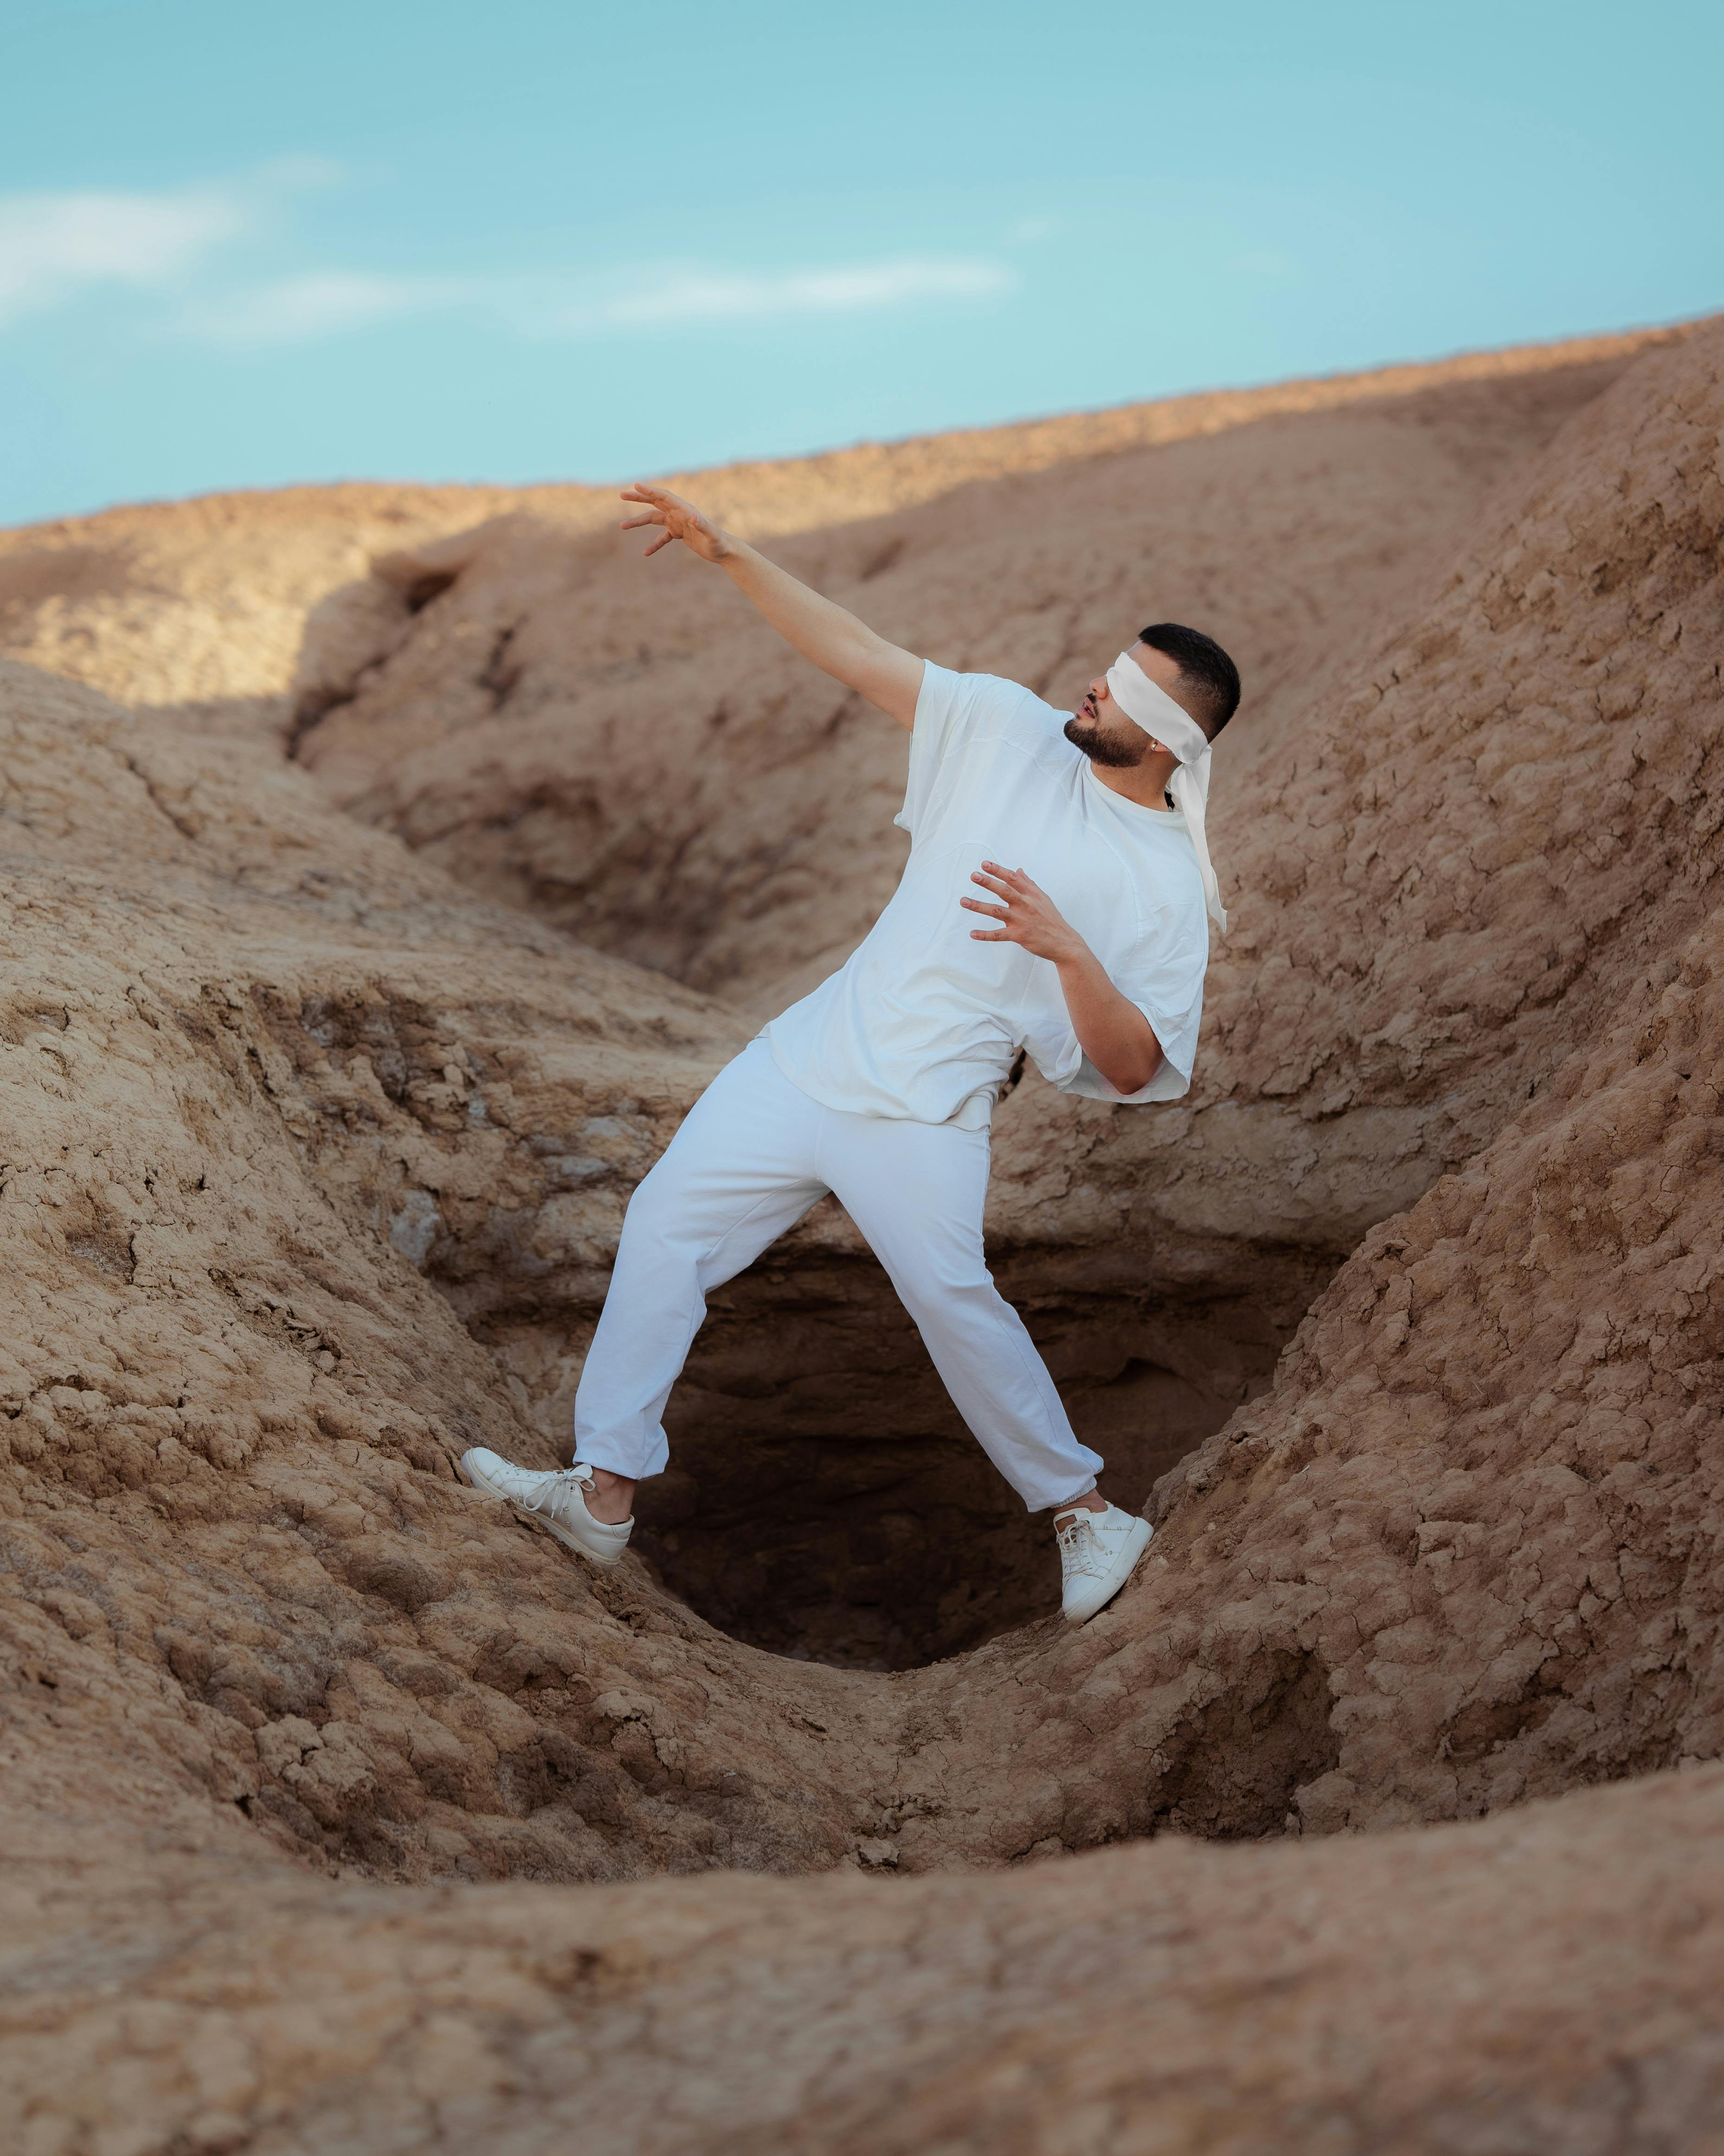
[1063,712,1147,770]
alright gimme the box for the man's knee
[616,1162,687,1252]
[892,1253,1006,1327]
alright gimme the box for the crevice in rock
[1142,1650,1341,1839]
[402,569,459,613]
[285,682,359,761]
[479,621,524,709]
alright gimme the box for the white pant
[573,1039,1102,1511]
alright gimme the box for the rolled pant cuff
[1041,1478,1099,1513]
[571,1436,666,1482]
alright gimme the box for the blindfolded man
[463,484,1241,1626]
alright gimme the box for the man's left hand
[961,863,1085,964]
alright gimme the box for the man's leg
[822,1107,1151,1621]
[819,1110,1103,1513]
[572,1039,827,1503]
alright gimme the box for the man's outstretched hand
[618,477,924,729]
[620,483,733,563]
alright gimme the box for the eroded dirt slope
[1,320,1722,2154]
[884,319,1724,1857]
[0,659,890,1885]
[6,1769,1724,2154]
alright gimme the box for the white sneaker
[459,1449,633,1569]
[1055,1501,1153,1622]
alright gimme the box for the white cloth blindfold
[1103,651,1227,933]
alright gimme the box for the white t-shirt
[764,663,1210,1129]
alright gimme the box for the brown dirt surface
[2,315,1723,2152]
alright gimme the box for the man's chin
[1063,714,1145,770]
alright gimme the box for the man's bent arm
[960,862,1164,1095]
[622,483,924,728]
[1054,948,1164,1096]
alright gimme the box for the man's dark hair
[1139,622,1241,739]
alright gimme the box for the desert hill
[2,317,1723,2150]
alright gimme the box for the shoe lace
[1056,1510,1106,1578]
[540,1463,596,1529]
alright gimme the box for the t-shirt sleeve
[1027,905,1210,1106]
[894,664,1010,837]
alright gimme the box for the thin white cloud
[0,167,1016,353]
[0,161,340,329]
[573,258,1016,329]
[180,270,467,345]
[0,185,245,324]
[171,254,1017,348]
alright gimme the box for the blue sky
[4,0,1720,527]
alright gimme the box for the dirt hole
[568,1268,1289,1670]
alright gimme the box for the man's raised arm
[621,483,924,729]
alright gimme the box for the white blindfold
[1103,651,1227,933]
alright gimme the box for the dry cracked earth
[1,317,1723,2153]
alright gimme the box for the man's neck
[1088,747,1181,811]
